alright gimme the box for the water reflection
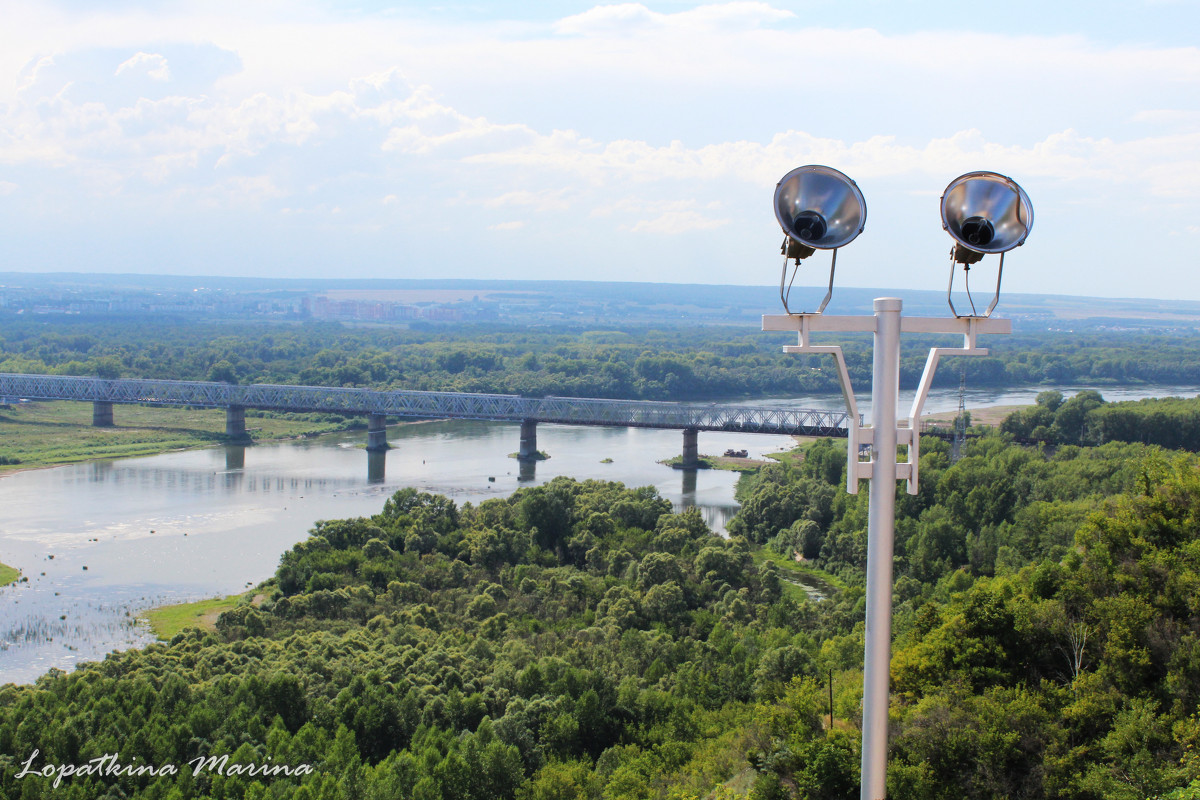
[518,459,537,482]
[225,444,246,471]
[89,460,114,481]
[680,468,698,502]
[367,450,386,484]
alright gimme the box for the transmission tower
[951,366,967,463]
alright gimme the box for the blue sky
[1,0,1198,299]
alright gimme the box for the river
[1,384,1197,684]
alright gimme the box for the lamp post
[763,167,1033,800]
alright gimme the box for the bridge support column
[92,401,114,427]
[367,414,389,452]
[681,428,700,468]
[518,419,539,460]
[225,406,249,441]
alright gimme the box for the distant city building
[304,295,463,322]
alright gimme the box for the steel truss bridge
[0,373,852,436]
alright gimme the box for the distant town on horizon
[2,272,1200,334]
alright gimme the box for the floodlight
[940,171,1033,317]
[941,171,1033,264]
[773,165,867,314]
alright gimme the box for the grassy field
[0,562,20,587]
[141,592,257,640]
[0,401,356,472]
[659,454,765,472]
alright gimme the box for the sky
[1,0,1198,300]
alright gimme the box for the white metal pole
[861,297,902,800]
[762,307,1009,798]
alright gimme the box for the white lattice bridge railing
[0,373,851,436]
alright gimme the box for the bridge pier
[92,401,114,427]
[680,428,700,468]
[367,414,389,452]
[518,419,539,460]
[225,406,250,441]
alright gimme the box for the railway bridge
[0,372,853,467]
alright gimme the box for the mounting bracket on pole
[769,312,870,494]
[763,312,1011,496]
[901,315,1010,493]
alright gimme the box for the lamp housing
[941,171,1033,264]
[774,165,867,255]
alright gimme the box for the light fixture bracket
[780,241,838,315]
[946,249,1005,318]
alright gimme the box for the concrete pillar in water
[92,401,114,427]
[681,428,700,468]
[367,414,389,452]
[225,406,249,440]
[518,419,539,460]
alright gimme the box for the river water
[2,384,1197,684]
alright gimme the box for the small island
[0,561,21,587]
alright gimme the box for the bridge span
[0,372,852,466]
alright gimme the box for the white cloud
[4,50,1198,209]
[115,52,171,81]
[555,2,793,36]
[629,210,729,234]
[597,197,729,234]
[0,1,1198,296]
[0,181,17,194]
[17,55,55,92]
[555,3,664,36]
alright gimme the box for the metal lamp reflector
[774,165,867,252]
[941,171,1033,259]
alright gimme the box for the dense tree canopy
[5,316,1200,401]
[0,479,838,799]
[1003,389,1200,451]
[4,430,1200,797]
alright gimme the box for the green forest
[4,316,1200,400]
[1003,390,1200,451]
[3,432,1200,798]
[5,315,1200,797]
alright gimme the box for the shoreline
[140,591,267,640]
[0,401,444,477]
[917,403,1024,428]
